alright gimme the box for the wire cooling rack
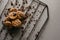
[0,0,49,40]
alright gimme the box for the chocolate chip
[21,9,25,12]
[24,20,26,23]
[35,34,38,37]
[23,2,25,4]
[17,6,19,8]
[26,0,28,4]
[8,8,11,11]
[29,6,31,9]
[19,4,20,6]
[15,0,18,5]
[20,6,25,11]
[13,13,16,16]
[20,27,24,29]
[11,2,13,6]
[26,6,31,10]
[29,21,30,24]
[15,2,17,5]
[25,14,28,18]
[29,14,31,16]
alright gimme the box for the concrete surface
[38,0,60,40]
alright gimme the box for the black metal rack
[0,0,49,40]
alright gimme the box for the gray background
[39,0,60,40]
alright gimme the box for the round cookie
[17,11,26,19]
[8,12,17,20]
[9,8,17,12]
[3,21,12,28]
[12,19,22,27]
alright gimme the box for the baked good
[3,21,12,28]
[9,8,17,12]
[3,8,27,29]
[12,19,22,27]
[8,12,17,19]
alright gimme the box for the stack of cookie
[3,8,27,29]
